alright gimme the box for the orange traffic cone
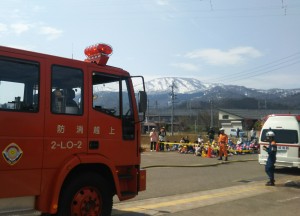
[156,142,160,152]
[207,146,212,158]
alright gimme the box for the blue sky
[1,0,300,89]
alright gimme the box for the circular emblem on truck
[2,143,23,165]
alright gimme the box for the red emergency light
[84,43,113,66]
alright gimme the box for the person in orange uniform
[218,128,229,161]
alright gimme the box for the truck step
[0,209,41,216]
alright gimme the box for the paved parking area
[141,151,258,168]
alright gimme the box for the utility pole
[210,100,213,128]
[147,99,150,132]
[155,100,159,127]
[170,81,177,135]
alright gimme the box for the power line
[223,60,300,84]
[221,53,300,78]
[73,0,300,21]
[202,52,300,84]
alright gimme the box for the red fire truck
[0,43,147,215]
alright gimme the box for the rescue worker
[207,127,215,144]
[263,130,277,186]
[218,128,229,161]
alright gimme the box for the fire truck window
[0,57,39,112]
[51,65,83,115]
[121,79,135,140]
[92,74,135,140]
[92,74,120,117]
[121,80,133,118]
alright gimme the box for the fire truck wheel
[56,172,113,216]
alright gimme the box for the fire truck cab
[0,43,147,215]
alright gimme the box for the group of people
[150,127,243,160]
[207,127,277,186]
[207,127,258,160]
[149,127,166,152]
[149,126,277,186]
[202,127,229,161]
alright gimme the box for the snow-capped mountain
[145,77,214,94]
[144,77,300,109]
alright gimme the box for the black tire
[55,172,113,216]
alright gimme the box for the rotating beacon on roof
[0,42,147,215]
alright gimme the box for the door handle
[89,141,99,150]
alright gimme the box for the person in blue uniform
[263,130,277,186]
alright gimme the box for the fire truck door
[88,72,138,164]
[0,56,44,197]
[43,64,87,169]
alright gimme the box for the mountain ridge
[144,77,300,109]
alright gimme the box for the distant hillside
[145,77,300,109]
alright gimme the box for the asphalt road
[112,151,300,216]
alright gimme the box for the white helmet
[220,128,225,131]
[266,131,275,137]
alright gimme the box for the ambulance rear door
[259,115,300,167]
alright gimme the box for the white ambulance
[259,114,300,168]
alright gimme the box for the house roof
[218,109,300,120]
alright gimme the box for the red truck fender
[37,154,119,214]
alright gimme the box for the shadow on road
[275,167,300,175]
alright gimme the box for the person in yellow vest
[218,128,229,161]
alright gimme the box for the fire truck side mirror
[138,91,147,113]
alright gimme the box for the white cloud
[39,26,63,40]
[0,23,8,33]
[186,47,262,66]
[1,21,63,42]
[156,0,169,6]
[171,62,199,71]
[10,9,22,19]
[10,23,31,34]
[32,5,44,12]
